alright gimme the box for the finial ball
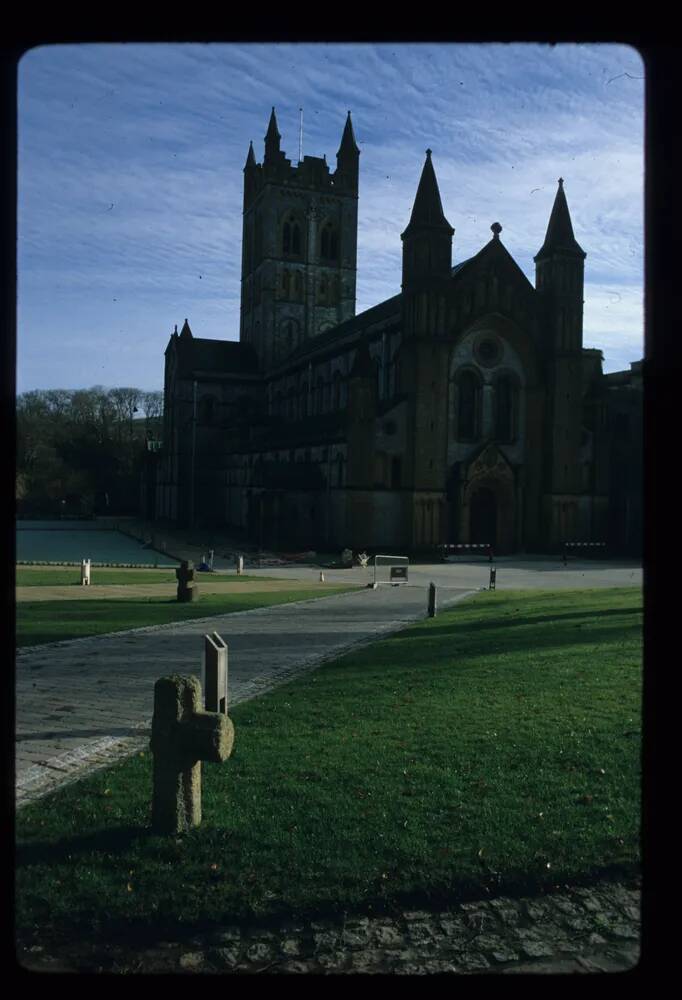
[491,222,502,237]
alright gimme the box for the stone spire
[401,150,454,238]
[264,107,281,161]
[337,111,360,158]
[179,318,193,339]
[535,178,585,261]
[244,140,256,169]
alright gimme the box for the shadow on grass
[397,608,642,650]
[16,825,151,868]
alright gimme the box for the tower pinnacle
[337,111,360,158]
[401,149,453,238]
[264,107,281,161]
[535,178,585,260]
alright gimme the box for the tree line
[17,386,163,517]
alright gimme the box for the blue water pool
[16,522,179,566]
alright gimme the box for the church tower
[534,178,587,544]
[399,151,454,503]
[240,109,359,371]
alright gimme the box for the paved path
[15,562,642,975]
[15,583,472,806]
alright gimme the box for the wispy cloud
[18,42,644,391]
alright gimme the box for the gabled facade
[153,111,641,554]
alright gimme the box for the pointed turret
[244,140,256,169]
[264,107,281,161]
[401,150,453,289]
[401,150,454,238]
[335,111,360,192]
[337,111,359,158]
[534,178,585,261]
[179,318,193,339]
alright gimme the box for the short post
[319,571,325,583]
[428,581,437,618]
[236,554,244,576]
[208,549,214,571]
[489,567,496,590]
[80,558,91,586]
[204,632,228,715]
[176,559,198,602]
[150,674,234,835]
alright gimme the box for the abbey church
[149,109,642,554]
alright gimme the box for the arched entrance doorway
[470,486,497,547]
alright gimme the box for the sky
[17,42,645,395]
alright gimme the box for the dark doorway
[470,486,497,546]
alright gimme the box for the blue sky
[17,42,644,394]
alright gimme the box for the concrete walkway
[16,583,473,806]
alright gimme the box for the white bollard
[319,571,325,583]
[237,555,244,576]
[81,559,91,586]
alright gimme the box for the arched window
[293,271,303,301]
[493,373,518,443]
[315,376,324,414]
[287,387,296,421]
[281,270,290,299]
[279,318,299,355]
[318,275,328,305]
[199,395,217,425]
[455,370,481,441]
[299,381,309,419]
[282,215,302,256]
[332,371,342,410]
[320,221,339,261]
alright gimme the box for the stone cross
[80,559,91,586]
[204,632,228,714]
[150,674,234,835]
[428,581,437,618]
[176,559,197,602]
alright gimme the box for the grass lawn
[15,585,357,647]
[15,587,642,949]
[16,567,272,587]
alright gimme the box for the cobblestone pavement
[17,878,641,974]
[16,585,473,807]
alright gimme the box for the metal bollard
[428,581,437,618]
[489,567,496,591]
